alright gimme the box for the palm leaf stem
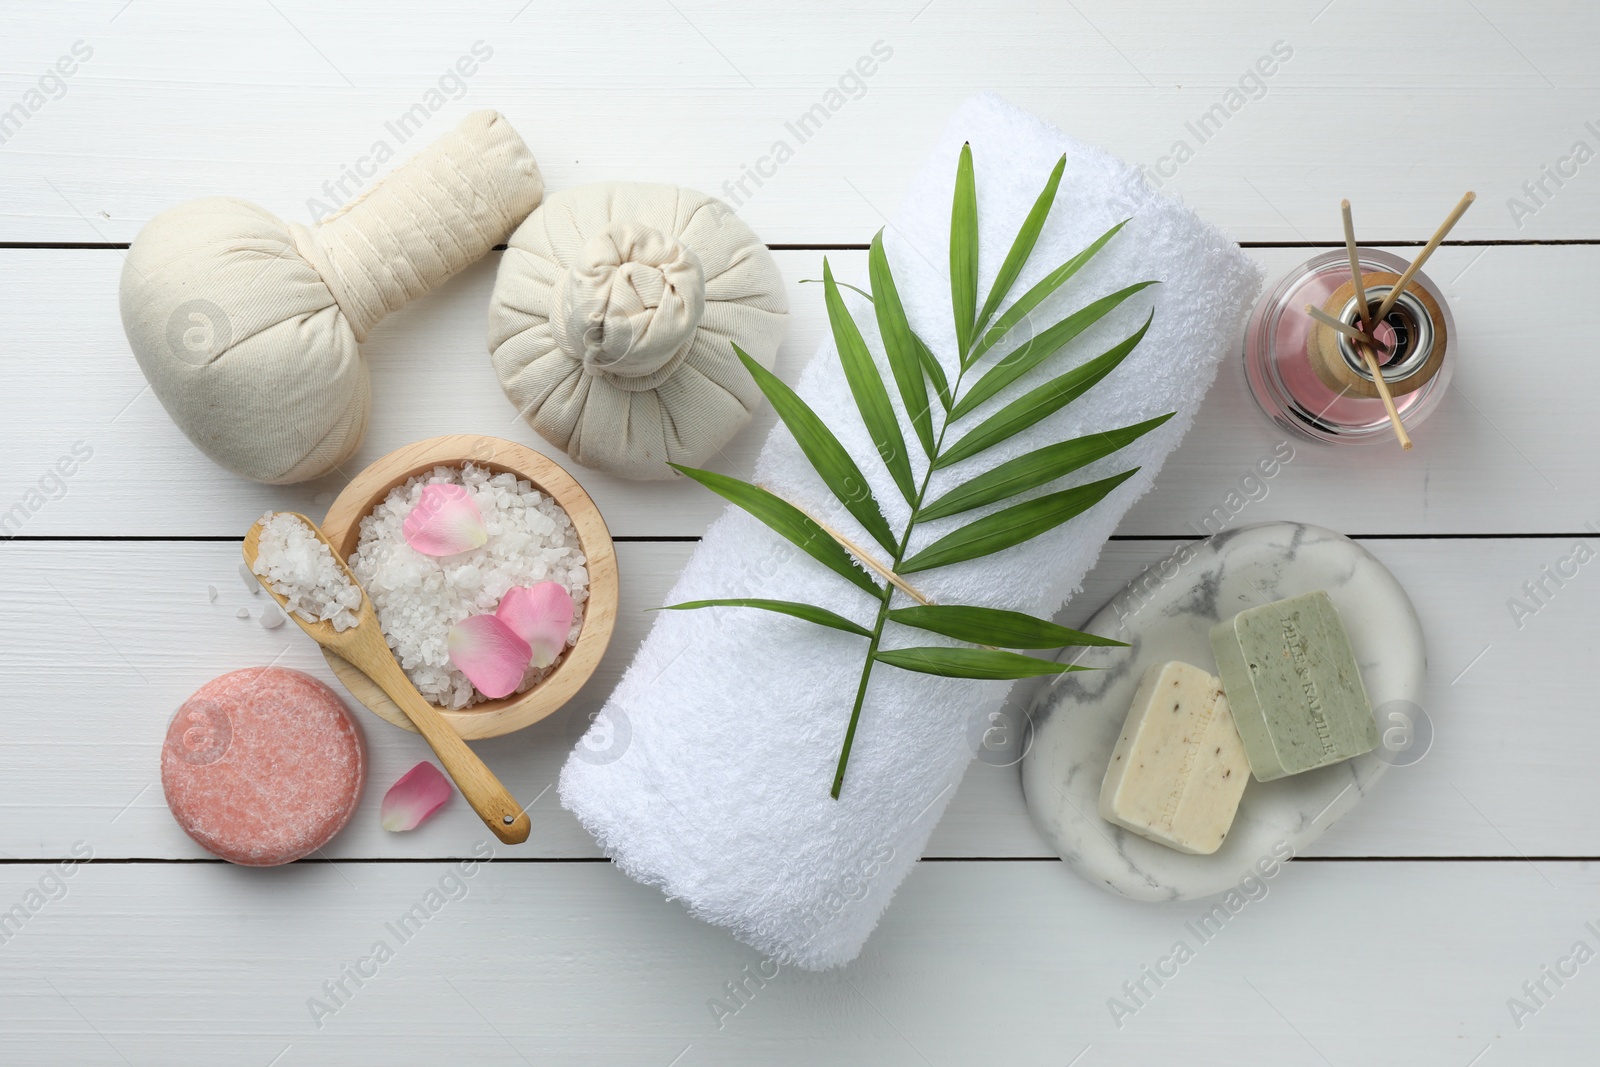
[832,350,977,798]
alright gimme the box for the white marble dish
[1020,522,1426,901]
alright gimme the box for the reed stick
[1367,191,1476,325]
[1358,343,1411,450]
[775,491,934,605]
[1304,304,1389,354]
[1341,199,1372,328]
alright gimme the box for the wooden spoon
[243,513,531,845]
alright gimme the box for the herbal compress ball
[488,183,789,480]
[120,110,544,484]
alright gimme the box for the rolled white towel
[560,92,1264,970]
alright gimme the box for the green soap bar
[1208,590,1376,781]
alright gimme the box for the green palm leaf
[824,259,917,504]
[669,464,880,596]
[918,413,1172,522]
[875,646,1086,680]
[869,230,935,456]
[802,277,873,302]
[951,281,1157,420]
[974,153,1065,338]
[951,142,979,362]
[914,330,953,411]
[936,311,1153,470]
[887,604,1125,649]
[807,276,951,411]
[727,148,1164,797]
[734,345,898,555]
[661,598,872,638]
[970,219,1131,364]
[899,469,1139,574]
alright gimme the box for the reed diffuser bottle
[1244,248,1453,444]
[1242,194,1473,449]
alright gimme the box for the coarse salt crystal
[348,463,589,708]
[250,513,362,632]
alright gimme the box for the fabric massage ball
[487,183,789,480]
[119,110,545,484]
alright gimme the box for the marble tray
[1020,522,1427,901]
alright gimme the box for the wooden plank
[5,2,1599,1056]
[1,1,1596,242]
[2,244,1595,539]
[0,858,1594,1063]
[2,536,1597,861]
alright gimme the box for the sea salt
[251,512,363,632]
[349,463,588,709]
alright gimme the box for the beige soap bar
[1098,661,1251,855]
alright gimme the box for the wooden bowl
[318,435,618,740]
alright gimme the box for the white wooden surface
[4,0,1600,1063]
[5,244,1597,538]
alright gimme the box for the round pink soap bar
[161,667,365,866]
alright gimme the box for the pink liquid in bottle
[1243,250,1453,444]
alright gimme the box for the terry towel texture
[560,93,1264,970]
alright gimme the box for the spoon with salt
[243,512,532,845]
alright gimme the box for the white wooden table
[3,1,1597,1063]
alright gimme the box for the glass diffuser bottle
[1243,248,1454,444]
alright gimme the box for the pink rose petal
[447,614,532,698]
[403,483,488,557]
[381,761,453,832]
[496,582,575,669]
